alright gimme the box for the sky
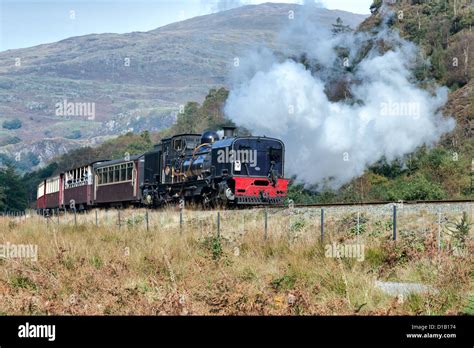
[0,0,373,51]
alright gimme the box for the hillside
[364,0,473,143]
[0,3,367,169]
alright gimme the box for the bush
[445,212,472,248]
[2,118,22,130]
[65,130,81,139]
[385,174,446,201]
[0,136,21,146]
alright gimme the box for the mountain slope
[0,3,367,169]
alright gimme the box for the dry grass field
[0,205,472,315]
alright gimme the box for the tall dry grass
[0,207,472,315]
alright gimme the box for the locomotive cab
[212,136,288,204]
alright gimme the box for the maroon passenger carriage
[36,176,63,213]
[62,164,95,210]
[93,155,143,207]
[36,157,144,212]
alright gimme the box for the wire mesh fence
[2,202,473,254]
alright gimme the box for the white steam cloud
[224,8,455,189]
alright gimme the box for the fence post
[217,211,220,237]
[57,208,60,225]
[320,208,324,243]
[95,209,98,227]
[437,211,442,254]
[180,208,183,232]
[74,208,77,227]
[357,211,360,244]
[392,205,397,241]
[264,208,268,240]
[118,209,121,231]
[146,210,149,232]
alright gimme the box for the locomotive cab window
[233,138,284,177]
[173,139,185,151]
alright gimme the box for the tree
[0,186,6,211]
[22,162,58,206]
[331,17,352,35]
[174,102,200,133]
[66,130,82,139]
[0,164,28,211]
[2,118,22,130]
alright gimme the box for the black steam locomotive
[37,127,289,211]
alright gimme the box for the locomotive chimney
[223,126,236,138]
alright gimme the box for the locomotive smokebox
[223,126,236,139]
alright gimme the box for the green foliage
[0,164,28,211]
[9,275,37,290]
[0,136,21,146]
[290,218,306,232]
[445,212,472,248]
[0,186,6,211]
[385,173,446,201]
[340,213,368,236]
[405,293,424,313]
[369,158,406,179]
[462,294,474,315]
[90,255,103,269]
[458,8,474,30]
[174,102,200,133]
[65,130,81,139]
[399,229,425,254]
[430,45,447,82]
[2,118,22,130]
[122,131,153,156]
[370,220,393,237]
[51,130,155,174]
[201,235,223,260]
[22,162,58,205]
[271,273,297,291]
[170,87,237,135]
[127,214,144,227]
[364,248,385,268]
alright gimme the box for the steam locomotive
[37,127,289,211]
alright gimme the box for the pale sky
[0,0,373,51]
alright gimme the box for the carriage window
[107,167,113,183]
[113,165,119,182]
[121,164,126,181]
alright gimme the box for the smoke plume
[224,6,455,189]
